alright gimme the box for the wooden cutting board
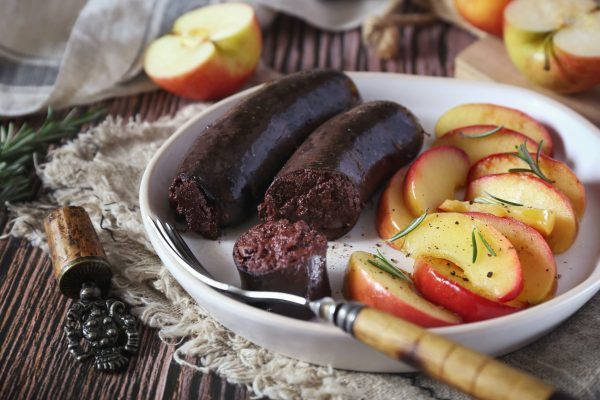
[455,36,600,127]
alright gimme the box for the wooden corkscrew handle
[319,301,575,400]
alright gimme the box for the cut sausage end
[259,169,361,240]
[233,219,331,300]
[169,174,220,239]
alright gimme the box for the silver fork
[147,215,571,400]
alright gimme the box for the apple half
[403,146,470,215]
[432,125,540,165]
[144,3,262,100]
[398,212,523,302]
[344,251,461,327]
[469,152,586,218]
[504,0,600,93]
[434,103,553,154]
[413,257,526,323]
[467,174,578,253]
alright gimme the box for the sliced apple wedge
[469,152,586,218]
[344,251,461,327]
[438,199,555,236]
[398,212,523,301]
[413,257,526,323]
[467,174,578,253]
[432,125,540,164]
[465,212,557,305]
[377,168,414,249]
[144,3,262,100]
[504,0,600,93]
[434,103,553,154]
[403,146,470,215]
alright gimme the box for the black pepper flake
[391,259,398,263]
[557,274,562,279]
[406,253,411,257]
[376,243,382,247]
[487,271,493,278]
[462,277,469,282]
[455,221,459,225]
[450,271,456,276]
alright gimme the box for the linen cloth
[6,106,600,400]
[0,0,391,116]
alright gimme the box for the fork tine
[163,222,215,279]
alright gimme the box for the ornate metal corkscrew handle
[45,206,138,371]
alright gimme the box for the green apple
[504,0,600,93]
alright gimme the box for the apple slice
[144,3,262,100]
[467,174,578,253]
[469,152,586,218]
[398,212,522,301]
[431,125,540,164]
[464,212,557,305]
[403,146,470,215]
[434,103,553,154]
[504,0,600,93]
[377,168,414,249]
[344,251,461,327]
[413,257,526,323]
[438,199,555,236]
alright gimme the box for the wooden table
[0,12,475,400]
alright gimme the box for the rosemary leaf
[471,228,478,263]
[473,192,523,207]
[510,140,554,183]
[477,231,497,257]
[0,107,105,204]
[374,248,411,282]
[387,209,428,243]
[485,191,523,207]
[459,125,503,139]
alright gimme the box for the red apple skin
[434,103,553,155]
[466,173,578,253]
[455,0,512,36]
[344,252,462,328]
[413,257,526,323]
[463,212,557,305]
[432,125,541,164]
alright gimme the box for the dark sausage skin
[169,69,359,239]
[258,101,424,240]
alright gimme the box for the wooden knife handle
[351,307,574,400]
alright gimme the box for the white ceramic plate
[140,72,600,373]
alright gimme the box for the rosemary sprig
[367,248,411,282]
[471,227,497,263]
[459,125,503,139]
[0,107,105,204]
[473,191,523,207]
[509,140,554,183]
[386,209,428,243]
